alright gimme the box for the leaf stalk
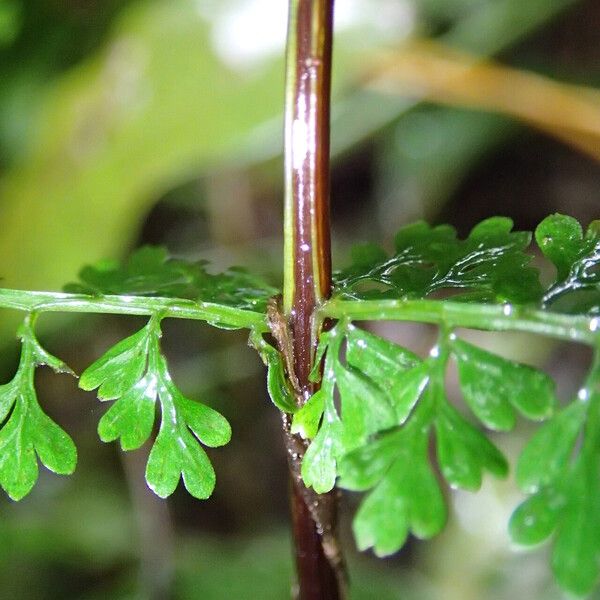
[320,298,600,345]
[0,289,268,331]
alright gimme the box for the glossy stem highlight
[283,0,333,328]
[283,1,343,598]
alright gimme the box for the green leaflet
[509,485,565,547]
[334,213,600,314]
[509,351,600,597]
[80,327,149,400]
[516,400,587,493]
[318,215,600,596]
[537,214,600,312]
[299,352,343,494]
[146,353,230,499]
[344,325,420,385]
[97,375,157,451]
[335,344,509,559]
[333,217,542,303]
[0,315,76,500]
[249,331,297,414]
[511,446,600,597]
[248,331,296,416]
[81,315,231,500]
[344,324,427,422]
[536,214,588,282]
[64,245,277,312]
[146,417,215,500]
[386,363,430,424]
[291,389,325,439]
[265,350,297,414]
[302,324,564,560]
[298,325,397,494]
[81,325,157,451]
[434,402,508,491]
[452,338,556,431]
[334,362,397,452]
[339,424,446,556]
[0,214,599,597]
[337,427,407,492]
[300,396,343,495]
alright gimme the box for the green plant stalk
[320,298,599,345]
[0,289,596,346]
[0,289,268,331]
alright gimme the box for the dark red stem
[282,1,344,598]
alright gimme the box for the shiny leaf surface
[509,371,600,596]
[1,213,599,597]
[538,215,600,313]
[264,346,297,414]
[291,389,325,440]
[65,245,277,312]
[80,327,149,400]
[334,362,396,452]
[516,400,586,493]
[452,338,556,430]
[340,424,446,556]
[536,214,587,281]
[300,381,342,495]
[146,421,215,500]
[435,402,508,491]
[509,485,565,546]
[345,324,420,385]
[0,317,76,500]
[387,363,430,424]
[300,325,398,494]
[337,428,405,492]
[333,217,542,303]
[303,324,554,560]
[98,374,158,451]
[250,332,297,414]
[81,316,231,499]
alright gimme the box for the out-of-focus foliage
[0,0,286,299]
[0,0,412,303]
[509,381,600,595]
[65,245,277,311]
[365,41,600,162]
[177,533,430,600]
[0,0,580,302]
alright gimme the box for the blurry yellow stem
[366,41,600,161]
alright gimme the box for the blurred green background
[0,0,599,598]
